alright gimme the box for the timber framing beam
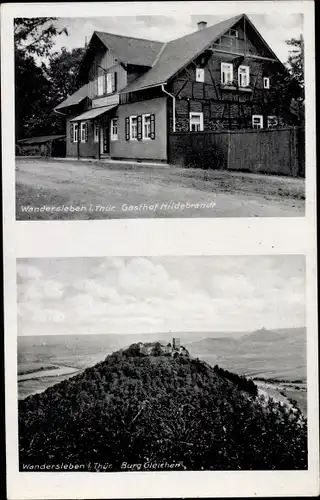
[210,48,278,63]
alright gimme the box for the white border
[2,1,318,498]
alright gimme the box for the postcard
[2,1,318,499]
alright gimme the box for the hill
[187,327,305,350]
[241,327,306,343]
[187,327,306,381]
[242,327,283,342]
[18,343,307,471]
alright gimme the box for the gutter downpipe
[161,84,176,132]
[77,121,80,160]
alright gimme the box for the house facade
[55,14,295,163]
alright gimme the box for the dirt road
[16,158,305,220]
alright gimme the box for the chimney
[197,21,207,31]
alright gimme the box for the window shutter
[112,72,117,92]
[150,114,155,139]
[70,122,74,142]
[137,115,142,140]
[125,117,130,141]
[85,122,88,142]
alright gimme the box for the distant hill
[18,342,307,471]
[186,327,306,381]
[186,336,238,352]
[241,327,306,343]
[188,327,306,351]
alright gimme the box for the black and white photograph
[15,11,305,220]
[17,255,307,472]
[2,1,318,498]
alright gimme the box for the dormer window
[221,62,233,85]
[106,72,117,95]
[96,72,117,97]
[97,74,104,96]
[238,65,250,87]
[196,68,205,83]
[106,73,113,94]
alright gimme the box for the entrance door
[100,124,109,155]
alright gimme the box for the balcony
[220,81,252,92]
[220,82,237,91]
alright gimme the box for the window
[97,74,104,96]
[252,115,263,129]
[72,123,78,143]
[189,112,204,132]
[80,122,87,142]
[129,116,138,140]
[263,77,270,89]
[229,28,238,37]
[221,63,233,85]
[142,114,151,139]
[267,116,278,128]
[106,73,113,94]
[126,114,155,141]
[196,68,205,83]
[93,122,99,143]
[110,118,118,141]
[238,65,250,87]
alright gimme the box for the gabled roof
[120,13,284,94]
[94,31,164,67]
[120,15,242,94]
[70,104,118,122]
[56,13,285,111]
[17,135,65,144]
[54,84,88,111]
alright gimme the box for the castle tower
[172,337,180,350]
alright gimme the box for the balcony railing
[220,80,252,92]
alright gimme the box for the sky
[17,255,305,336]
[48,14,303,64]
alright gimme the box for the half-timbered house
[54,14,296,162]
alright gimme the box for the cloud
[17,264,42,280]
[211,274,256,297]
[18,279,64,301]
[18,302,65,323]
[50,14,303,64]
[17,256,305,336]
[137,15,179,28]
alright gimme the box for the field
[16,158,305,219]
[18,329,307,414]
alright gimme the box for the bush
[18,347,307,471]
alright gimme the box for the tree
[286,35,305,124]
[15,50,52,139]
[47,47,85,107]
[14,18,69,139]
[14,20,85,139]
[14,18,67,57]
[286,35,304,90]
[262,35,304,126]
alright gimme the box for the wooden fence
[168,127,305,177]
